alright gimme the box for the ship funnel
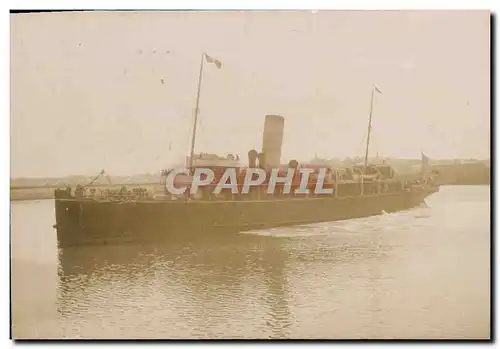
[248,149,258,168]
[261,115,285,168]
[258,152,266,169]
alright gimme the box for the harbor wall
[433,162,490,185]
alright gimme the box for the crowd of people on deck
[72,185,149,201]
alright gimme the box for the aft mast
[363,84,382,171]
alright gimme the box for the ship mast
[188,53,205,171]
[363,84,382,171]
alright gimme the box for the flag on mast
[374,85,383,94]
[204,53,222,69]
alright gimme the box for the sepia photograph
[9,8,491,340]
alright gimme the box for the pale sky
[11,10,490,178]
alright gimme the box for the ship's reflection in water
[57,234,297,338]
[56,222,400,339]
[12,186,490,339]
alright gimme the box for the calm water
[11,186,490,339]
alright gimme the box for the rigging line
[356,131,367,155]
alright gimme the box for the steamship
[54,113,438,247]
[53,57,439,247]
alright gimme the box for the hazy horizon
[10,155,491,181]
[11,10,490,178]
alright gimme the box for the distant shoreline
[10,181,160,190]
[11,197,53,202]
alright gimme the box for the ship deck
[56,189,422,204]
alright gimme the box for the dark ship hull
[54,187,438,247]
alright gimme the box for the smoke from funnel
[261,115,285,168]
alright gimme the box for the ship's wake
[242,202,435,239]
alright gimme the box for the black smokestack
[258,152,266,169]
[262,115,285,168]
[248,149,258,168]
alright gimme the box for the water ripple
[11,186,490,339]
